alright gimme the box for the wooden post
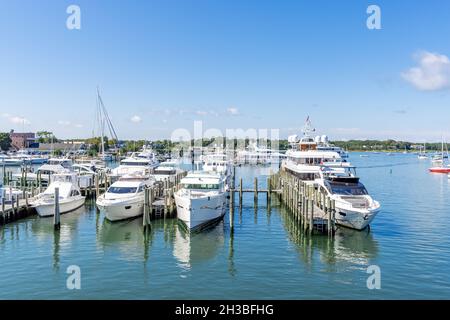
[229,190,234,230]
[163,189,168,218]
[303,195,308,231]
[149,187,154,219]
[24,166,28,188]
[16,194,20,214]
[54,187,60,230]
[239,177,243,207]
[143,187,151,231]
[327,197,331,235]
[309,199,314,234]
[331,199,336,233]
[25,189,28,208]
[254,177,258,207]
[95,174,99,198]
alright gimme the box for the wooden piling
[239,178,243,207]
[143,187,151,231]
[54,187,60,230]
[254,177,258,207]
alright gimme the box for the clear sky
[1,0,450,141]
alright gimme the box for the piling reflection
[278,206,378,270]
[29,206,85,270]
[172,221,225,269]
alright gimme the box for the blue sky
[1,0,450,141]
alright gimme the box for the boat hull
[334,207,379,230]
[175,192,227,231]
[97,196,145,222]
[35,196,86,217]
[429,167,450,173]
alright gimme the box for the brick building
[9,131,36,150]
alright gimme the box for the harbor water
[1,153,450,299]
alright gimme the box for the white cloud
[227,107,239,116]
[2,114,31,125]
[74,124,84,128]
[195,110,208,116]
[402,51,450,91]
[57,120,71,126]
[130,115,142,123]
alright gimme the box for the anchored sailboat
[429,137,450,173]
[94,88,119,161]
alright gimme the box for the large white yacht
[236,142,286,165]
[110,149,159,181]
[31,172,85,217]
[315,136,349,159]
[174,172,228,231]
[282,117,380,230]
[152,160,184,183]
[96,174,156,221]
[315,166,380,230]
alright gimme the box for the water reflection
[96,217,153,262]
[29,206,85,270]
[172,221,225,269]
[279,206,378,270]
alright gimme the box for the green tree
[36,131,58,143]
[0,132,12,151]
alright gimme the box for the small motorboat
[31,172,85,217]
[429,166,450,173]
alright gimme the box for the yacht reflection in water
[96,216,225,268]
[279,206,378,269]
[96,217,155,263]
[173,221,225,269]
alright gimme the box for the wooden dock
[1,170,188,227]
[0,196,36,225]
[269,169,336,235]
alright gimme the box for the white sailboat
[418,143,428,160]
[95,88,119,162]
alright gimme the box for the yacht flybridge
[110,154,159,181]
[282,117,380,230]
[174,171,228,231]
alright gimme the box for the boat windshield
[325,181,368,196]
[108,187,138,194]
[183,183,219,190]
[120,161,148,166]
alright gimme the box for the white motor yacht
[282,117,380,230]
[315,166,380,230]
[174,171,228,231]
[96,174,156,222]
[110,153,159,181]
[31,172,85,217]
[236,142,286,165]
[201,154,233,187]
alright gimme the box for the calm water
[1,153,450,299]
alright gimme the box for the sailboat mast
[97,88,105,155]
